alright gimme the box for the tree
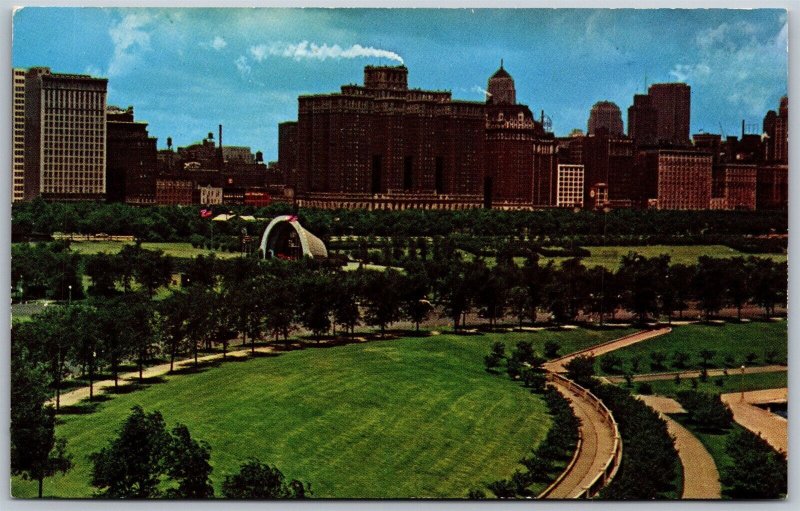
[134,248,174,298]
[672,350,690,369]
[599,353,624,374]
[721,428,787,499]
[725,257,751,321]
[90,406,172,498]
[475,264,509,328]
[222,459,310,499]
[543,340,560,359]
[11,347,72,498]
[159,291,190,373]
[649,351,667,371]
[332,273,361,336]
[362,269,404,336]
[165,424,214,498]
[698,349,717,369]
[484,341,506,372]
[84,252,121,297]
[297,272,334,343]
[617,253,669,323]
[693,257,727,320]
[564,354,595,388]
[402,262,432,332]
[507,286,531,328]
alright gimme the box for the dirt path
[51,344,277,409]
[543,328,672,373]
[638,395,722,499]
[605,365,788,384]
[720,388,788,454]
[543,378,617,499]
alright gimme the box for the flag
[200,209,212,218]
[287,215,298,222]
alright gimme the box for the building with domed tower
[279,62,557,210]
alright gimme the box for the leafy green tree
[543,340,560,359]
[649,351,667,371]
[84,252,121,297]
[722,429,787,499]
[676,391,733,432]
[725,257,751,321]
[507,285,531,328]
[699,349,717,368]
[565,354,595,388]
[332,273,361,336]
[693,256,727,320]
[11,347,72,498]
[297,272,334,343]
[599,353,624,374]
[362,269,404,336]
[617,253,669,323]
[484,341,506,372]
[221,459,310,499]
[165,424,214,498]
[159,291,190,373]
[134,248,174,298]
[90,406,171,498]
[672,350,690,369]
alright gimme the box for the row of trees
[12,198,786,242]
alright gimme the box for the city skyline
[13,8,787,160]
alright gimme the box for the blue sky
[13,8,787,161]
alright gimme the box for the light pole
[68,284,72,306]
[740,364,746,401]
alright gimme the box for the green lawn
[643,371,787,398]
[596,321,787,376]
[13,332,606,499]
[68,241,241,259]
[460,244,784,271]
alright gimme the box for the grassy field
[67,241,242,259]
[642,371,788,398]
[460,244,784,271]
[595,321,787,375]
[13,330,631,499]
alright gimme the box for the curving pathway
[543,377,617,499]
[638,394,722,499]
[544,328,672,373]
[720,388,788,454]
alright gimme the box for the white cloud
[670,20,787,116]
[108,13,152,77]
[201,35,227,51]
[250,41,404,64]
[235,55,251,75]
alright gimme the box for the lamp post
[68,284,72,306]
[740,364,746,401]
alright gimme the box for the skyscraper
[627,94,658,146]
[106,105,158,204]
[763,96,788,163]
[587,101,623,136]
[647,83,691,146]
[23,67,108,201]
[12,69,26,202]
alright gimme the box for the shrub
[637,382,653,395]
[599,353,624,374]
[649,351,667,371]
[721,429,787,499]
[565,355,595,388]
[676,390,733,432]
[543,340,560,359]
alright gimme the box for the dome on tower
[487,60,516,105]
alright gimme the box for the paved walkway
[544,378,617,499]
[606,365,788,384]
[51,344,277,409]
[543,328,672,374]
[638,395,722,499]
[720,388,788,454]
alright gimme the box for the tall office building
[23,67,108,201]
[640,149,712,209]
[587,101,624,136]
[12,69,26,202]
[556,164,585,207]
[647,83,691,146]
[763,96,788,163]
[106,105,158,204]
[627,94,658,146]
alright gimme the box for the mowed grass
[596,321,787,375]
[462,245,784,271]
[11,331,630,499]
[644,371,788,398]
[68,241,241,259]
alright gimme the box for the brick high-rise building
[756,164,788,210]
[647,83,691,146]
[106,106,158,204]
[711,163,757,210]
[22,67,108,201]
[640,149,712,210]
[587,101,624,136]
[627,94,658,146]
[763,96,788,163]
[12,69,26,202]
[562,130,637,207]
[282,63,556,210]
